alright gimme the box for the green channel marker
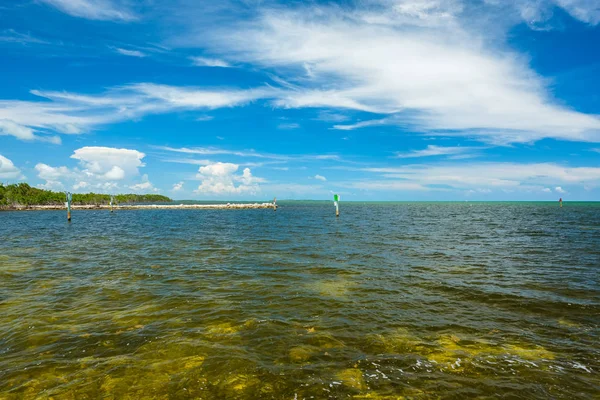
[333,194,340,217]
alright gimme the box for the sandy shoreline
[1,203,277,211]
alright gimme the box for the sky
[0,0,599,201]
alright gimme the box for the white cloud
[35,146,148,192]
[103,166,126,180]
[115,48,146,57]
[190,57,230,67]
[35,163,74,181]
[314,174,327,181]
[73,181,89,190]
[0,120,36,141]
[172,181,184,191]
[555,186,566,193]
[542,187,552,193]
[71,146,145,179]
[195,162,262,195]
[394,145,476,158]
[0,84,274,142]
[40,0,137,21]
[0,119,62,143]
[0,155,23,180]
[512,0,600,26]
[37,180,65,191]
[1,1,597,147]
[203,2,600,144]
[344,162,600,192]
[129,174,158,192]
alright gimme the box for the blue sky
[0,0,599,200]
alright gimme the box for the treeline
[0,183,171,208]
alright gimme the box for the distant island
[0,183,171,210]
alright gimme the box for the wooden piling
[66,192,72,222]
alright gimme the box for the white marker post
[66,192,72,222]
[273,197,277,211]
[110,195,115,212]
[334,194,340,217]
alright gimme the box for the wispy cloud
[114,47,146,57]
[40,0,137,21]
[197,2,600,144]
[314,174,327,181]
[343,162,600,193]
[154,146,285,160]
[161,158,212,166]
[394,145,477,158]
[190,56,230,67]
[0,29,50,45]
[0,84,274,141]
[277,122,300,130]
[154,145,342,163]
[314,111,350,123]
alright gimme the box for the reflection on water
[0,202,599,399]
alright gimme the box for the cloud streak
[344,162,600,193]
[115,48,146,57]
[394,145,477,158]
[40,0,137,21]
[190,56,230,67]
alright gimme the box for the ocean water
[0,202,598,399]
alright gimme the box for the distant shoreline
[0,202,277,211]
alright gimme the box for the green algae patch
[0,255,33,274]
[217,373,262,396]
[503,344,554,361]
[307,332,346,350]
[558,318,581,328]
[336,368,366,391]
[204,322,242,336]
[289,345,318,363]
[306,278,355,299]
[365,328,425,354]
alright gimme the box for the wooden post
[66,192,72,222]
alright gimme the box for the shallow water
[0,202,599,399]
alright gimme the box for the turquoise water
[0,202,598,399]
